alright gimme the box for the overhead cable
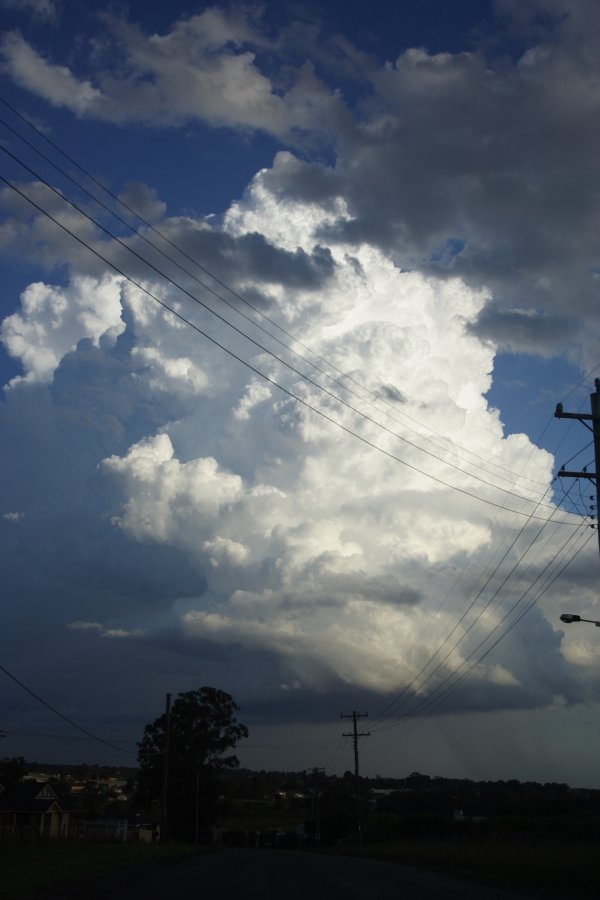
[0,166,578,523]
[0,661,136,755]
[0,97,551,492]
[369,522,592,740]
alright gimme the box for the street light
[560,613,600,627]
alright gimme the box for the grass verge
[1,842,198,899]
[323,836,598,898]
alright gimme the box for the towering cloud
[1,0,598,778]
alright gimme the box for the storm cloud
[1,0,599,783]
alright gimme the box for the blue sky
[1,0,600,787]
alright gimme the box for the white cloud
[203,536,250,568]
[0,10,334,138]
[4,3,598,363]
[0,31,101,114]
[97,19,287,133]
[102,432,245,544]
[130,346,210,396]
[67,620,144,639]
[1,4,599,769]
[1,274,124,384]
[86,164,575,707]
[0,11,245,137]
[324,9,600,364]
[233,380,273,421]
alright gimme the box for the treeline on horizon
[17,759,600,796]
[6,757,600,844]
[18,759,600,815]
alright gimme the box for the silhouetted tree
[0,756,28,790]
[137,687,248,841]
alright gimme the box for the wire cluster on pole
[555,378,600,555]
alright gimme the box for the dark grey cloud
[300,1,600,362]
[228,232,335,290]
[235,606,587,725]
[257,152,343,207]
[117,181,166,224]
[0,183,336,304]
[379,384,407,404]
[163,225,336,292]
[468,307,576,356]
[4,1,599,364]
[2,0,600,782]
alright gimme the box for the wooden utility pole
[310,767,324,845]
[341,711,370,846]
[160,692,171,843]
[555,378,600,555]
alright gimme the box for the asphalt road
[49,848,539,900]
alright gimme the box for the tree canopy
[0,756,28,790]
[136,687,248,839]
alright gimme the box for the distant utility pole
[160,692,171,844]
[341,711,370,846]
[555,378,600,556]
[310,766,324,844]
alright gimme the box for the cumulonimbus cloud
[1,1,599,746]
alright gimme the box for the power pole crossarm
[555,405,593,422]
[554,379,600,555]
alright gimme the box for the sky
[1,0,600,787]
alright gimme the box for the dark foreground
[37,848,543,900]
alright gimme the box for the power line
[324,735,347,773]
[0,95,551,492]
[1,99,596,772]
[368,477,569,728]
[370,526,594,751]
[1,153,591,765]
[0,170,578,525]
[0,143,559,509]
[555,379,600,555]
[3,158,584,736]
[371,518,585,733]
[0,728,137,746]
[2,98,596,526]
[0,662,136,755]
[369,522,592,742]
[365,391,584,716]
[2,111,591,745]
[369,474,580,728]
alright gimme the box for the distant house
[0,780,70,840]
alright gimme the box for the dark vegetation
[1,842,197,900]
[3,683,600,898]
[5,749,600,846]
[3,757,600,897]
[137,686,248,842]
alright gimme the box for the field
[2,833,598,899]
[330,835,598,899]
[1,842,198,899]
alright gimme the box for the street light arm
[560,613,600,627]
